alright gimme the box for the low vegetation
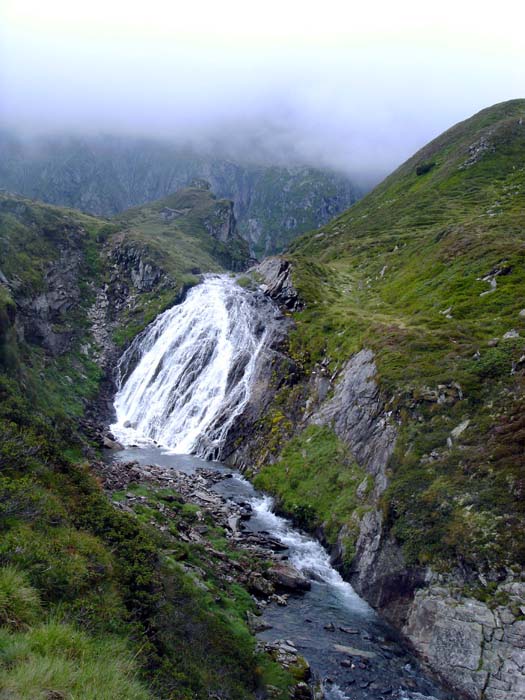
[254,425,369,562]
[0,188,283,698]
[257,99,525,575]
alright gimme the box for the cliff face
[0,131,363,257]
[225,100,525,700]
[0,185,251,423]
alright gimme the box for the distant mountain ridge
[0,131,363,257]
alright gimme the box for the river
[109,275,452,700]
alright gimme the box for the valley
[0,99,524,700]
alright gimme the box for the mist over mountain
[2,2,523,184]
[0,130,363,256]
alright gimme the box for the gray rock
[269,562,311,592]
[246,611,272,633]
[402,584,525,699]
[428,618,483,670]
[253,256,303,310]
[333,644,376,659]
[309,349,396,496]
[103,436,124,450]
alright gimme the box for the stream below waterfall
[108,445,451,700]
[109,275,453,700]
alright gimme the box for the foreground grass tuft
[0,621,149,700]
[0,566,41,631]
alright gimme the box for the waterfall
[111,275,274,458]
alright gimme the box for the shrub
[0,525,114,602]
[416,161,436,175]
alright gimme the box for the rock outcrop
[309,349,396,497]
[404,582,525,700]
[253,257,304,311]
[204,200,238,243]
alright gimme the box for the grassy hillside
[117,184,250,273]
[0,191,289,698]
[109,185,251,345]
[257,99,525,575]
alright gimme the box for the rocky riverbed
[96,449,452,700]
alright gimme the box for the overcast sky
[1,0,524,181]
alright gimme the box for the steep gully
[108,274,450,700]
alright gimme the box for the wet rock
[264,640,311,681]
[103,436,124,450]
[270,594,289,606]
[247,572,274,597]
[333,644,376,659]
[269,562,311,592]
[293,682,313,699]
[246,611,273,633]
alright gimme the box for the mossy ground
[116,186,250,276]
[254,425,370,560]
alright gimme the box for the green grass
[0,567,42,630]
[108,481,296,699]
[0,622,150,700]
[0,374,280,698]
[255,99,525,575]
[116,186,250,278]
[255,426,369,558]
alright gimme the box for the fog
[1,0,524,182]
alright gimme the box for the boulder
[269,562,311,592]
[102,436,123,450]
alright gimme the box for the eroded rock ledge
[253,256,304,311]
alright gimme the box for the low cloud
[1,1,523,183]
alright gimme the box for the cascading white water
[249,491,372,613]
[111,275,271,457]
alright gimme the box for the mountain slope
[0,132,363,256]
[244,99,525,699]
[287,98,525,569]
[0,190,280,700]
